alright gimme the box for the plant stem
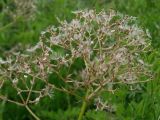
[25,105,40,120]
[0,21,15,32]
[78,99,87,120]
[0,16,20,32]
[78,90,89,120]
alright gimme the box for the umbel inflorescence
[0,9,152,119]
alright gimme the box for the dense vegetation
[0,0,160,120]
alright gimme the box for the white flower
[26,42,42,52]
[35,97,40,103]
[50,35,61,45]
[12,78,18,84]
[118,72,137,82]
[74,33,82,40]
[24,75,28,78]
[113,47,128,64]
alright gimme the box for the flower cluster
[45,9,152,97]
[0,9,152,119]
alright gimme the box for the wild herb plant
[0,9,153,120]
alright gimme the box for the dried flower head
[43,9,152,98]
[0,9,153,119]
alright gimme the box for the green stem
[0,21,15,32]
[78,99,87,120]
[78,90,89,120]
[0,16,21,32]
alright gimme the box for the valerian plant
[0,9,153,120]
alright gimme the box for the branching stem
[78,89,89,120]
[25,105,40,120]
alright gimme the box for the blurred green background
[0,0,160,120]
